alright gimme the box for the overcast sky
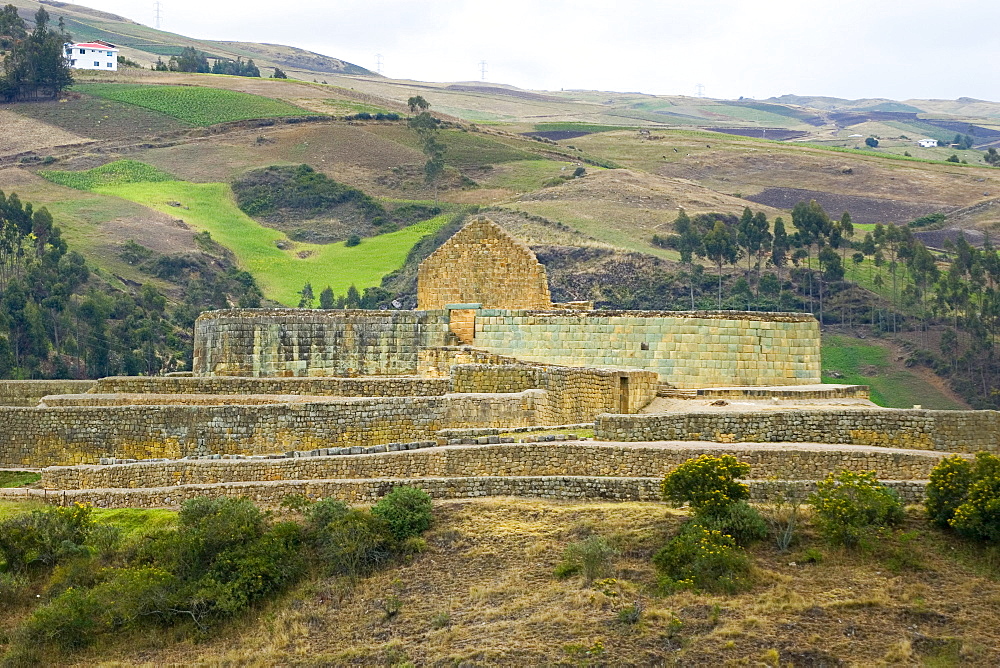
[75,0,999,101]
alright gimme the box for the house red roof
[70,42,118,49]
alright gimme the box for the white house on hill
[918,138,939,148]
[63,41,118,71]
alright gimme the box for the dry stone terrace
[0,216,990,508]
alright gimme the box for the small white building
[63,41,118,71]
[918,138,938,148]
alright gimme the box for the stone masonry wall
[90,376,450,397]
[0,393,541,468]
[417,218,552,310]
[473,310,821,387]
[451,363,658,424]
[3,477,929,510]
[43,442,951,490]
[596,409,1000,454]
[0,380,97,406]
[193,309,453,377]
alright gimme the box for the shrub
[661,454,751,512]
[345,234,362,247]
[0,503,93,572]
[314,509,393,577]
[371,486,433,541]
[305,497,350,532]
[653,523,753,594]
[927,452,1000,542]
[699,501,768,547]
[808,471,904,547]
[556,535,617,584]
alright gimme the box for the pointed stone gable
[417,218,552,310]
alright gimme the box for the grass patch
[480,160,585,192]
[41,160,175,190]
[533,122,630,134]
[96,181,446,305]
[821,334,964,409]
[74,84,319,126]
[0,472,40,488]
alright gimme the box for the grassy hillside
[41,161,449,304]
[3,497,996,666]
[821,334,968,410]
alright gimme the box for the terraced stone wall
[90,376,450,397]
[0,380,97,406]
[42,442,949,490]
[193,309,453,377]
[5,477,928,510]
[596,409,1000,454]
[473,310,821,387]
[0,393,541,468]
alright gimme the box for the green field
[41,160,175,190]
[75,84,319,126]
[100,181,445,304]
[821,334,965,409]
[42,162,446,305]
[0,471,41,488]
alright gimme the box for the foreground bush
[661,454,751,512]
[0,503,93,572]
[372,486,434,541]
[554,535,618,583]
[653,523,753,594]
[2,493,435,663]
[926,452,1000,542]
[808,471,904,547]
[698,500,768,547]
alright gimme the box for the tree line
[0,191,263,379]
[0,6,72,102]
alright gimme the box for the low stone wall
[660,385,870,400]
[0,380,97,406]
[89,376,450,397]
[452,363,658,423]
[42,441,948,490]
[595,409,1000,454]
[0,392,542,468]
[1,477,929,510]
[41,394,381,407]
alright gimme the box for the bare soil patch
[745,187,951,224]
[0,109,89,157]
[5,95,189,140]
[705,127,808,141]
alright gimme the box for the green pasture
[821,334,964,410]
[74,83,319,126]
[98,181,445,304]
[41,161,445,304]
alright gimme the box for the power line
[375,53,383,75]
[479,60,487,81]
[153,1,162,29]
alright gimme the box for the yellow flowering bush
[661,454,751,512]
[652,523,753,594]
[927,452,1000,542]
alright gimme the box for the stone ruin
[0,217,984,509]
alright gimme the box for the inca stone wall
[193,309,453,377]
[42,442,951,490]
[417,218,552,310]
[452,363,657,424]
[0,380,97,406]
[473,310,821,387]
[0,393,541,468]
[90,376,450,397]
[2,477,929,510]
[596,409,1000,454]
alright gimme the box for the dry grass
[24,498,995,667]
[0,109,90,156]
